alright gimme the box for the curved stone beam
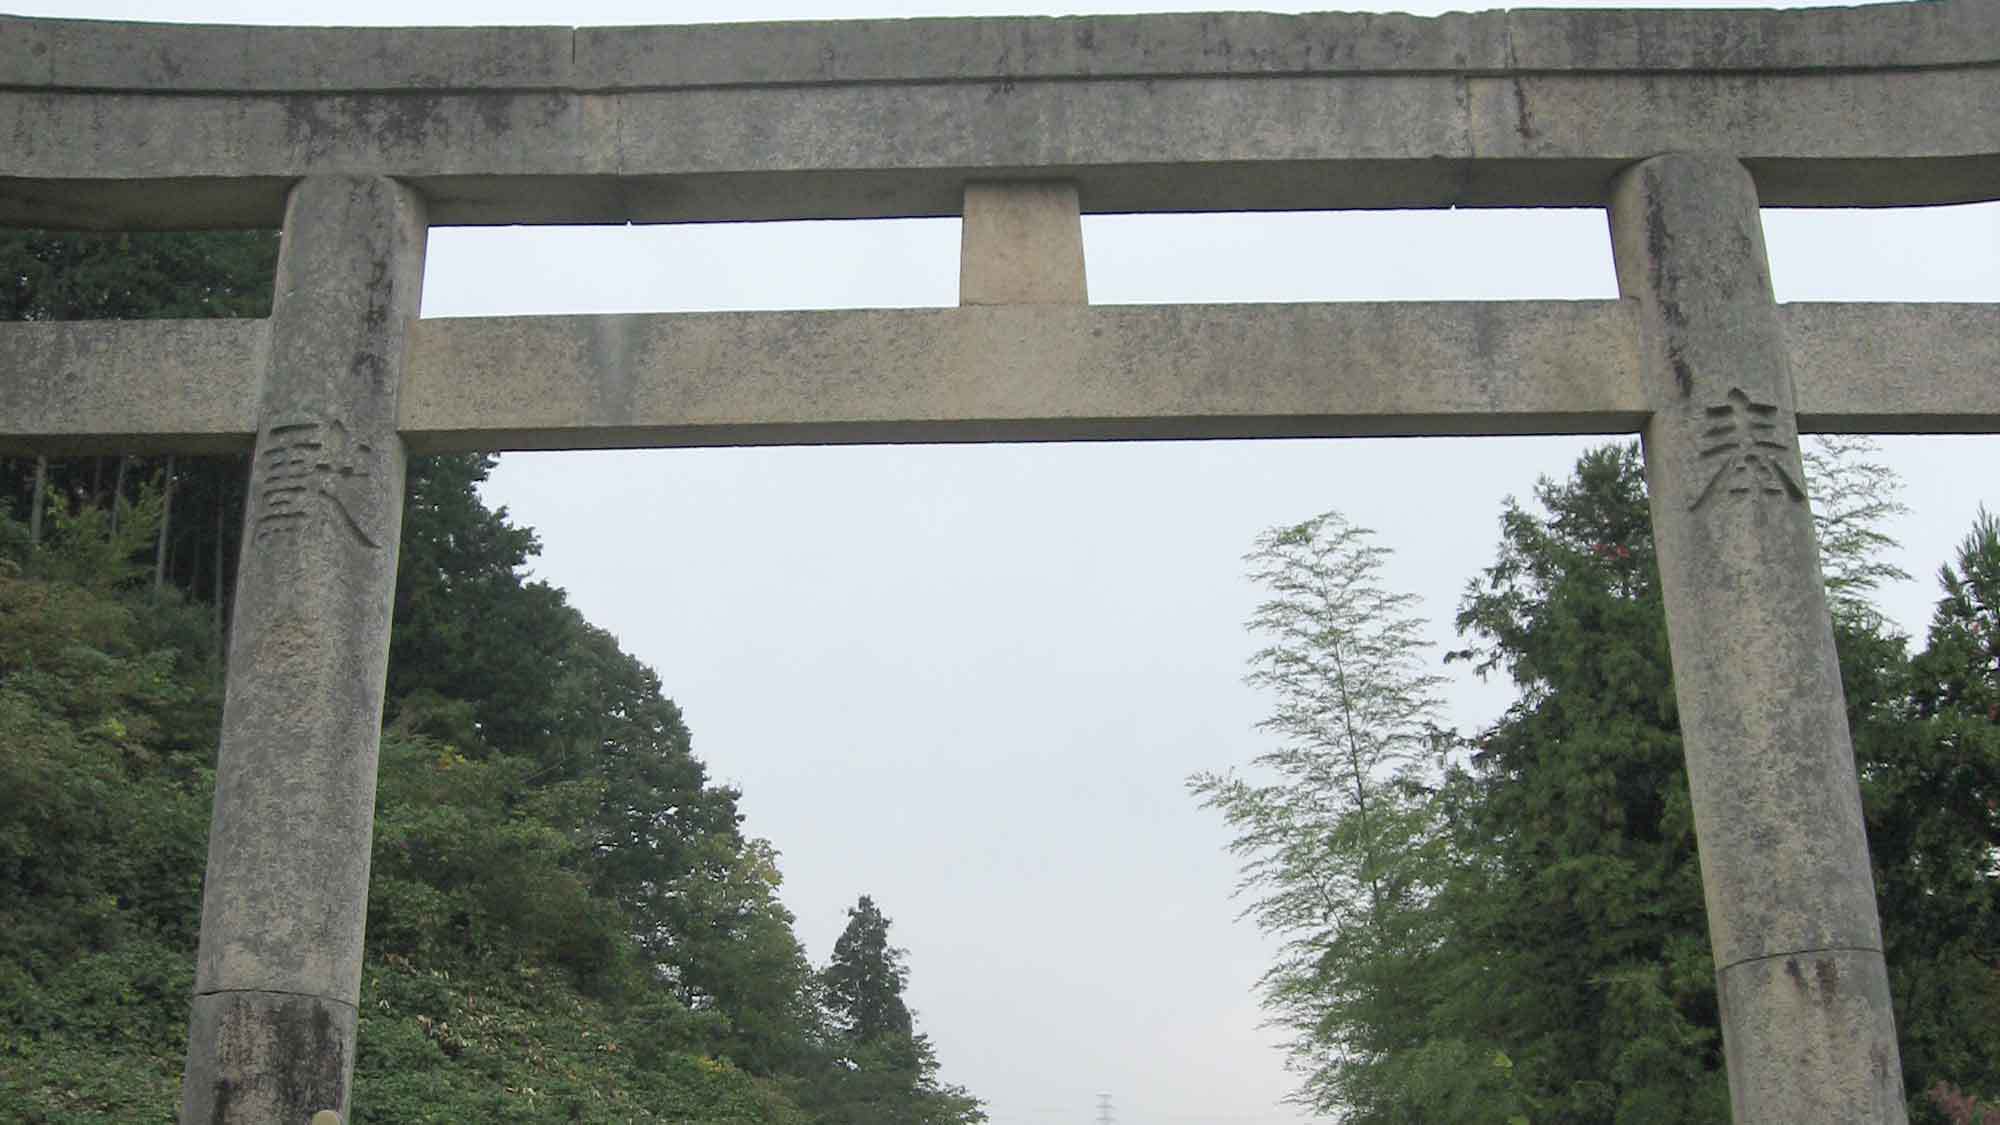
[1,1,1994,228]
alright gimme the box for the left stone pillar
[182,176,427,1125]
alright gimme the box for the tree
[1189,512,1452,1114]
[1442,444,1726,1125]
[822,896,914,1044]
[0,230,993,1123]
[1861,509,2000,1122]
[807,896,984,1125]
[1195,440,1938,1122]
[1804,434,1912,628]
[1389,441,1984,1124]
[1,228,277,633]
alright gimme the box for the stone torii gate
[2,3,1997,1122]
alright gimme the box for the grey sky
[17,1,1998,1121]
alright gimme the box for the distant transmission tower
[1095,1093,1114,1125]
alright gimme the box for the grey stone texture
[959,183,1088,306]
[0,318,264,453]
[4,300,1995,456]
[1610,154,1906,1124]
[1,2,1994,228]
[393,301,1635,450]
[182,175,427,1125]
[183,990,357,1125]
[2,8,1992,1124]
[1784,303,2000,434]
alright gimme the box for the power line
[1096,1092,1115,1125]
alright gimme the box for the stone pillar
[181,176,427,1125]
[1609,153,1906,1124]
[959,181,1088,305]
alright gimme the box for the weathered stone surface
[1786,303,2000,434]
[396,301,1643,451]
[0,318,263,453]
[0,2,1993,227]
[182,990,357,1125]
[4,18,572,91]
[571,10,1511,89]
[960,183,1087,306]
[1718,950,1907,1124]
[184,175,426,1125]
[1504,1,1997,73]
[13,3,1989,93]
[4,300,1996,456]
[1610,153,1905,1124]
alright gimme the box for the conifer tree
[809,896,984,1125]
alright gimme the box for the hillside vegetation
[0,229,983,1124]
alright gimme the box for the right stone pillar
[1610,154,1907,1123]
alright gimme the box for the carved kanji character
[253,417,381,548]
[1690,387,1805,510]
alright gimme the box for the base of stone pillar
[1717,948,1906,1124]
[181,989,357,1125]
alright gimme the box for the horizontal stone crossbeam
[2,3,1997,228]
[4,6,1994,1120]
[2,301,1994,456]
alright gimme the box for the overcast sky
[18,0,1999,1122]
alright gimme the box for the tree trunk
[28,455,46,547]
[110,454,129,536]
[155,454,176,594]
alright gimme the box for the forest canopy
[0,229,984,1124]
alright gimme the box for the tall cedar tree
[810,896,985,1125]
[1862,509,2000,1121]
[1432,443,1996,1124]
[1444,444,1726,1125]
[1213,441,1996,1123]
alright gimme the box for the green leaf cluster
[801,897,985,1125]
[0,231,985,1123]
[1207,442,2000,1124]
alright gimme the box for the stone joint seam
[1717,944,1885,975]
[192,986,360,1014]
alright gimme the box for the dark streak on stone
[1512,77,1535,142]
[204,993,349,1124]
[1643,179,1694,397]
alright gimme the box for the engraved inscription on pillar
[1690,387,1805,510]
[253,416,384,548]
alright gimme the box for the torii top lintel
[2,0,1996,229]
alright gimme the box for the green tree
[1198,440,1932,1122]
[822,896,913,1044]
[806,896,985,1125]
[1188,512,1452,1113]
[1442,444,1726,1125]
[1862,509,2000,1122]
[0,230,277,322]
[1349,441,1985,1124]
[1,228,276,628]
[0,229,990,1123]
[0,500,227,1118]
[1804,434,1912,629]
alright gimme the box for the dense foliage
[1206,442,2000,1124]
[804,897,985,1125]
[0,231,984,1123]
